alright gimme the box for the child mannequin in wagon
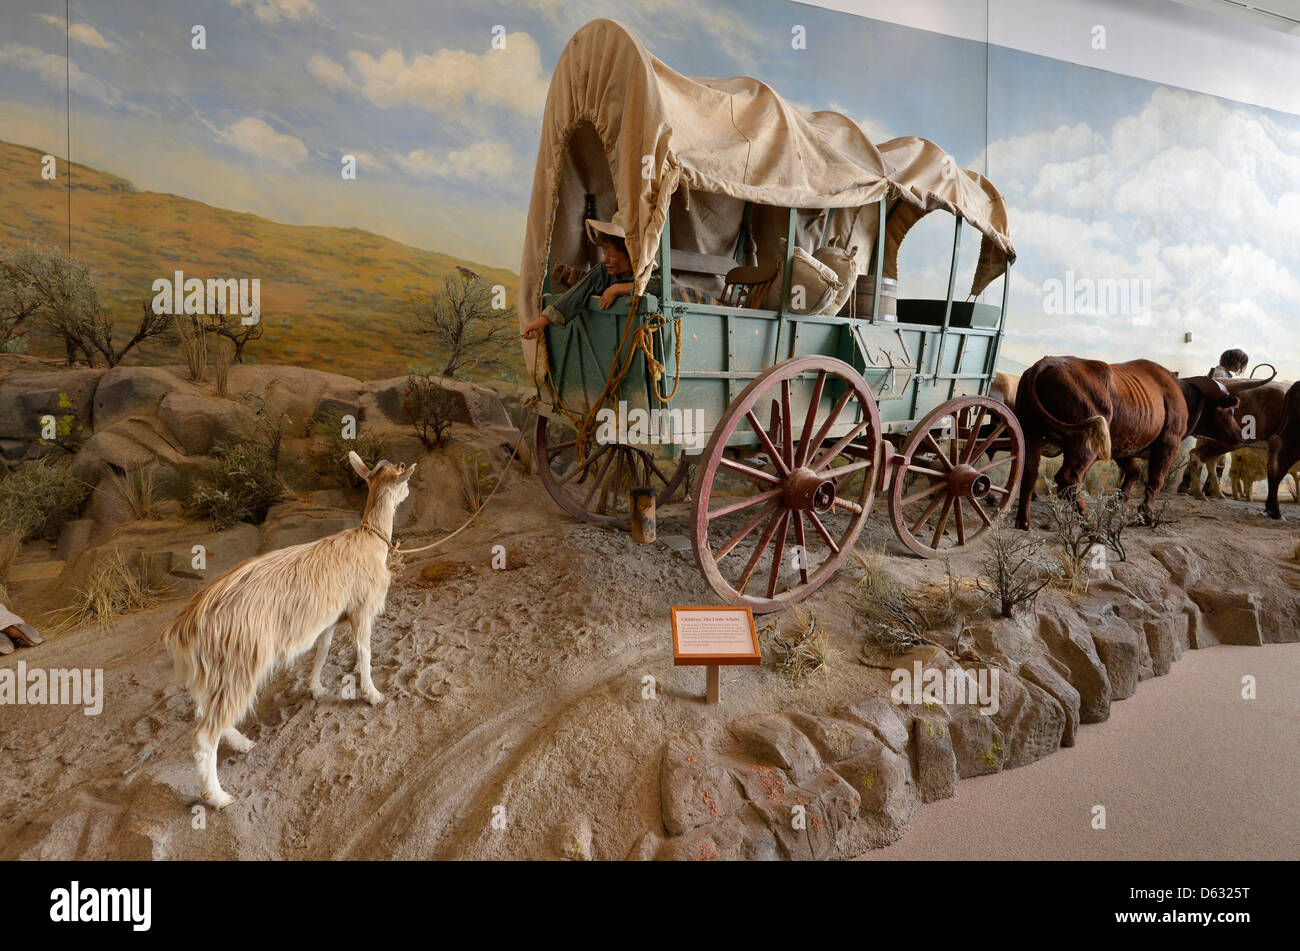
[520,219,657,339]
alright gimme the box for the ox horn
[1233,364,1277,391]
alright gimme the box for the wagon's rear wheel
[888,395,1024,558]
[691,356,882,613]
[533,414,686,526]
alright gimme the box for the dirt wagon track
[1,487,1298,860]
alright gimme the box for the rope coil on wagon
[534,290,683,463]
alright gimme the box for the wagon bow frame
[521,19,1024,612]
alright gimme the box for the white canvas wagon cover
[519,18,1015,370]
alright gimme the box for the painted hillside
[0,141,520,382]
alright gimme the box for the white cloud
[502,0,763,70]
[36,14,118,51]
[984,85,1300,375]
[308,54,353,92]
[0,43,137,111]
[228,0,321,24]
[368,140,517,183]
[340,32,549,119]
[217,117,309,168]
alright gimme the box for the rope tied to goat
[397,288,681,561]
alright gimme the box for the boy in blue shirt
[521,220,653,339]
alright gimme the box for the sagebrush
[0,457,89,540]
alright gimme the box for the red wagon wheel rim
[888,395,1024,558]
[534,414,686,526]
[691,355,882,613]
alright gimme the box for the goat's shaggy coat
[162,452,414,809]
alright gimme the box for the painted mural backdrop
[1,0,1296,379]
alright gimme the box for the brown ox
[1186,372,1287,499]
[1266,381,1300,520]
[1015,357,1244,528]
[988,371,1019,410]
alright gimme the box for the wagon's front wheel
[691,356,882,613]
[534,414,685,526]
[888,395,1024,558]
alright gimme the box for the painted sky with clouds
[1,0,1296,376]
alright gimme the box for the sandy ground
[866,642,1300,860]
[1,476,1298,860]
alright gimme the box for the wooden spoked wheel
[691,356,882,613]
[533,414,688,526]
[887,395,1024,558]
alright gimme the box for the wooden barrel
[844,275,898,319]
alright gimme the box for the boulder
[839,689,917,754]
[911,714,958,802]
[1142,616,1177,676]
[1036,606,1112,723]
[1188,588,1264,647]
[659,737,743,837]
[367,375,511,430]
[789,714,883,764]
[1018,655,1081,747]
[0,366,103,448]
[157,391,253,456]
[56,519,94,565]
[86,482,138,543]
[72,417,187,485]
[259,502,358,552]
[728,714,823,783]
[1151,542,1205,589]
[1089,619,1143,701]
[91,366,179,430]
[835,738,910,815]
[978,666,1065,768]
[734,765,860,860]
[72,431,154,483]
[655,804,780,861]
[948,709,1006,778]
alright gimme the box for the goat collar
[360,523,393,548]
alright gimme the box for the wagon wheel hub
[949,463,992,500]
[783,466,837,513]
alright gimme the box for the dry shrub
[853,547,908,624]
[108,467,163,520]
[402,373,457,448]
[0,529,21,580]
[458,450,496,511]
[62,549,170,628]
[853,548,959,655]
[975,515,1055,619]
[314,410,390,488]
[212,339,231,397]
[174,314,207,382]
[185,410,286,529]
[763,605,838,688]
[0,457,89,540]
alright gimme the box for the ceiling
[1171,0,1300,35]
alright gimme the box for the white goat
[162,452,415,809]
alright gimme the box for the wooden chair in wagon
[520,19,1024,612]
